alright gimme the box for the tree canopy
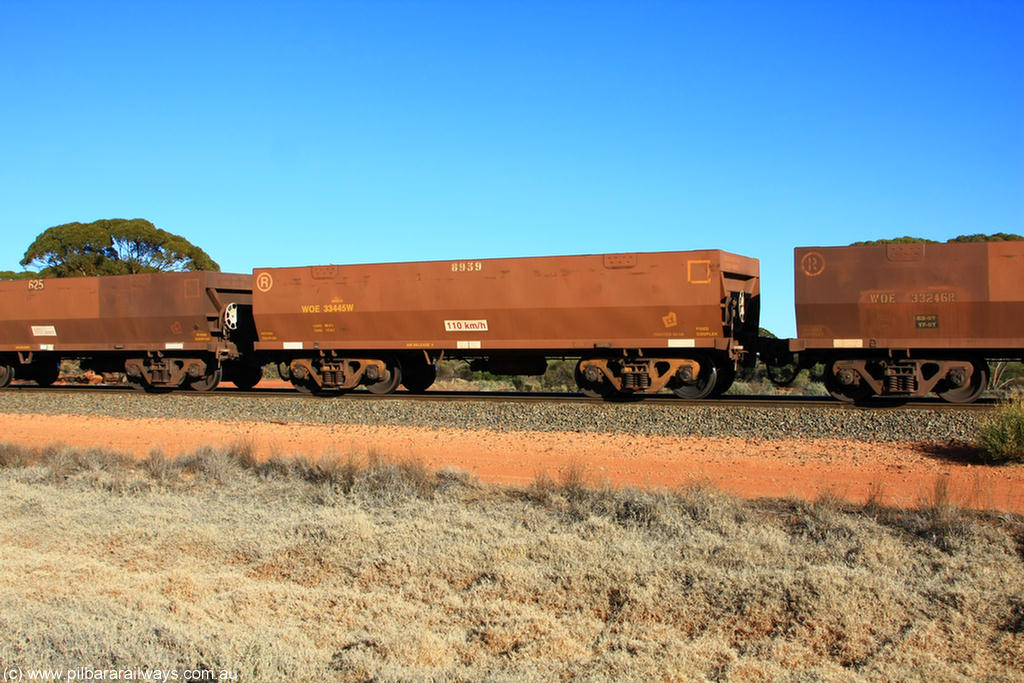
[17,219,219,277]
[851,233,1023,246]
[948,233,1024,243]
[0,270,35,280]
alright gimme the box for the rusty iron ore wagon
[252,250,761,397]
[780,241,1024,402]
[0,271,260,392]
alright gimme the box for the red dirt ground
[1,409,1022,514]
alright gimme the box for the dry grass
[0,441,1022,682]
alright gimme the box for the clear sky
[1,1,1021,337]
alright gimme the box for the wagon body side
[252,250,760,397]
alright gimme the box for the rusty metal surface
[253,250,760,354]
[0,272,252,353]
[794,242,1024,351]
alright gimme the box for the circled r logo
[800,252,826,277]
[256,272,274,292]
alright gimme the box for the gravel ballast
[0,389,983,443]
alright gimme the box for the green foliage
[948,232,1024,242]
[989,361,1024,394]
[851,233,1023,247]
[539,359,576,390]
[0,270,36,281]
[850,236,938,246]
[20,218,219,277]
[975,393,1024,464]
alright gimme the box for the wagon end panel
[95,272,253,352]
[982,241,1024,343]
[718,252,761,349]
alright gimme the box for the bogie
[574,355,733,400]
[820,357,989,403]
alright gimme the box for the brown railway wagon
[252,250,760,397]
[0,271,260,392]
[790,241,1024,402]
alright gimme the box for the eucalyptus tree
[18,218,218,277]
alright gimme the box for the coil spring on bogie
[149,364,170,382]
[885,373,917,393]
[621,369,651,390]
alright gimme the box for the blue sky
[1,1,1020,336]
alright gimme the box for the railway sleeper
[577,357,700,395]
[827,358,985,403]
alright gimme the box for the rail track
[0,381,997,412]
[0,380,990,445]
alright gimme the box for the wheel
[0,365,13,388]
[575,360,616,399]
[938,360,988,404]
[290,376,330,395]
[228,363,264,390]
[824,365,873,403]
[188,367,223,392]
[402,361,436,393]
[672,355,718,399]
[29,361,60,387]
[709,364,736,397]
[366,357,402,394]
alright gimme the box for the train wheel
[31,361,60,387]
[230,364,264,390]
[402,361,436,393]
[366,357,402,395]
[672,355,718,399]
[710,364,736,397]
[824,366,872,403]
[0,365,13,387]
[574,360,615,399]
[189,367,223,392]
[290,376,330,395]
[938,360,988,404]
